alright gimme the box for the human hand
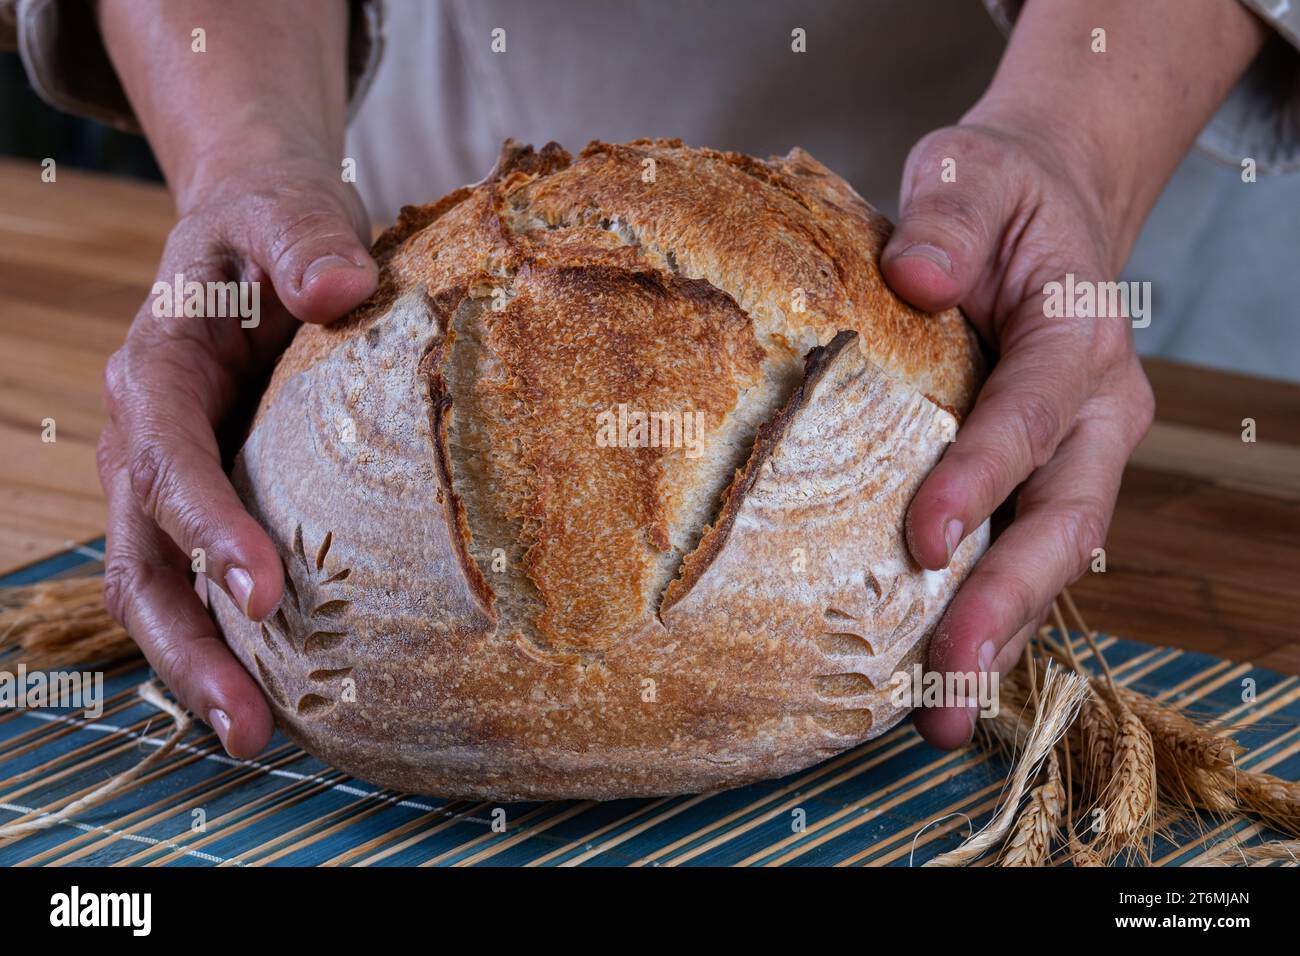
[98,156,377,757]
[882,118,1154,748]
[884,0,1270,750]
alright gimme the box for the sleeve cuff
[983,0,1300,175]
[11,0,384,135]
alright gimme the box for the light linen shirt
[343,1,1300,382]
[7,0,1299,380]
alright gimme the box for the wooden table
[2,159,1298,671]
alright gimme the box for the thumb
[880,131,1008,313]
[248,189,378,325]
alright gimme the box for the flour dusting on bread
[213,140,989,800]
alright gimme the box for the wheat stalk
[0,577,139,670]
[1191,838,1300,866]
[927,662,1090,867]
[1000,749,1064,866]
[1096,705,1157,862]
[0,681,190,843]
[1078,692,1117,802]
[1235,772,1300,837]
[1116,688,1240,767]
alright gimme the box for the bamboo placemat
[2,539,1296,866]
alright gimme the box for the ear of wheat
[1116,687,1241,767]
[3,577,1297,866]
[927,662,1090,867]
[1096,706,1157,863]
[1236,772,1300,837]
[1191,838,1300,866]
[1000,749,1064,866]
[1078,691,1117,805]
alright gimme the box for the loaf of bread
[210,139,989,800]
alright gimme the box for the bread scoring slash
[211,139,989,800]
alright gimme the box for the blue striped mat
[2,539,1297,866]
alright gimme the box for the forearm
[97,0,349,213]
[967,0,1268,271]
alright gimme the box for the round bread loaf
[211,139,989,800]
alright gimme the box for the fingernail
[978,640,997,673]
[208,708,232,752]
[944,518,964,561]
[893,242,952,276]
[302,254,357,289]
[225,567,254,618]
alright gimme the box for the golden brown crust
[473,260,766,652]
[211,140,989,799]
[518,138,984,415]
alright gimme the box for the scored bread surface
[213,139,989,799]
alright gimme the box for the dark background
[0,50,159,181]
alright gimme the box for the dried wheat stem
[1060,588,1092,643]
[1025,633,1040,703]
[1050,601,1086,676]
[1235,771,1300,837]
[1191,838,1300,866]
[1117,687,1241,768]
[1061,589,1119,694]
[0,682,191,843]
[927,663,1090,867]
[0,577,138,670]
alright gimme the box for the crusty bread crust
[212,140,988,799]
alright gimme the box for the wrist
[97,0,351,214]
[965,0,1269,274]
[170,123,339,216]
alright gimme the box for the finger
[881,127,1016,312]
[912,412,1129,748]
[242,188,377,324]
[98,426,273,758]
[905,317,1092,570]
[913,612,1039,750]
[104,338,283,622]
